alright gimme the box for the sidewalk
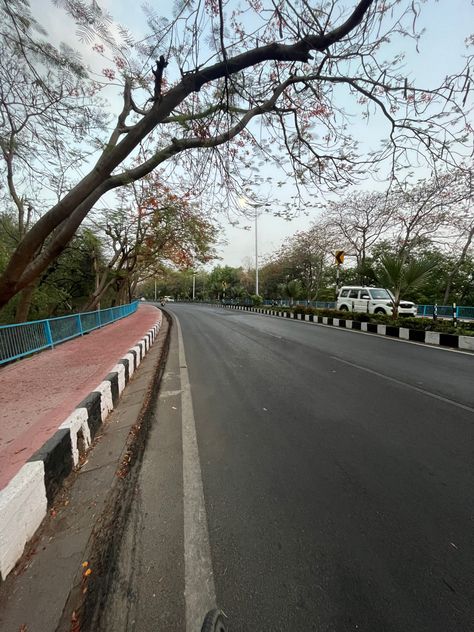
[0,303,160,491]
[0,315,170,629]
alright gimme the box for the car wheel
[339,305,349,311]
[201,609,228,632]
[374,307,386,314]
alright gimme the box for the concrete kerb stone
[60,408,91,467]
[0,317,162,581]
[459,335,474,351]
[227,305,472,352]
[425,331,440,346]
[0,462,47,582]
[109,362,126,397]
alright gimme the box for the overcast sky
[32,0,474,268]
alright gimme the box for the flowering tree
[0,0,106,318]
[84,176,218,309]
[0,0,472,312]
[323,191,393,275]
[271,225,336,299]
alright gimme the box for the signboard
[335,250,345,265]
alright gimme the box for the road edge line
[174,313,217,632]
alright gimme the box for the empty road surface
[98,303,473,632]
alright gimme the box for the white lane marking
[160,389,184,398]
[267,332,283,340]
[175,315,216,631]
[331,356,474,414]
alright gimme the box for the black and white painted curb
[221,305,474,352]
[0,318,162,581]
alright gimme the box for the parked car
[336,286,417,316]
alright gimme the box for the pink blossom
[102,68,116,81]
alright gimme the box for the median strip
[220,304,474,352]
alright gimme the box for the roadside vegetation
[283,306,474,337]
[0,1,472,324]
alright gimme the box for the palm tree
[377,255,437,317]
[278,279,303,306]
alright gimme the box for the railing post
[44,320,54,349]
[453,302,457,327]
[97,308,102,328]
[77,314,83,335]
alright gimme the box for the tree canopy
[0,0,472,314]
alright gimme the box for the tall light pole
[192,271,196,300]
[255,208,259,296]
[239,196,270,297]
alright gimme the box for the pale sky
[31,0,474,268]
[212,0,474,267]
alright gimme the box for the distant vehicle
[163,296,175,302]
[140,297,146,301]
[337,286,417,316]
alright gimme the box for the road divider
[218,304,474,352]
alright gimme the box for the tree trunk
[83,277,117,312]
[14,281,37,322]
[130,276,139,297]
[115,278,129,305]
[392,289,401,319]
[0,0,375,312]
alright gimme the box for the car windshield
[369,289,391,300]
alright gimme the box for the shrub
[245,304,474,336]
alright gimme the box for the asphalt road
[100,303,474,632]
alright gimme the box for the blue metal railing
[260,300,473,319]
[263,300,337,308]
[0,301,139,366]
[417,304,474,319]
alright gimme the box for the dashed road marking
[332,355,474,414]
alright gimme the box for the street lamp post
[192,272,196,300]
[239,196,270,298]
[255,209,259,296]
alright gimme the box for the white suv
[337,286,417,317]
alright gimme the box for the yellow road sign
[335,250,345,265]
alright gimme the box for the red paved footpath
[0,304,160,490]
